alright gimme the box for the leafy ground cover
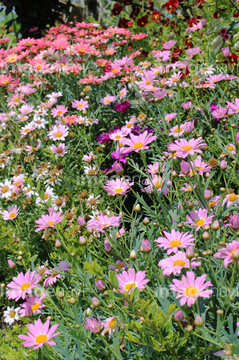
[1,0,239,359]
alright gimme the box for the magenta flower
[18,318,61,349]
[6,270,39,301]
[170,271,213,307]
[84,316,103,333]
[155,229,195,255]
[103,178,133,196]
[214,241,239,268]
[184,208,214,231]
[114,101,130,112]
[227,215,239,230]
[116,268,149,294]
[121,131,157,153]
[34,207,64,232]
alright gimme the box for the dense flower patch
[1,1,239,359]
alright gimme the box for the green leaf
[109,270,119,288]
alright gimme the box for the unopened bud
[55,239,61,248]
[212,220,220,230]
[92,297,101,308]
[220,160,227,170]
[57,291,64,298]
[95,280,106,291]
[7,259,16,269]
[186,246,194,259]
[194,315,204,327]
[174,310,183,322]
[134,204,141,212]
[216,309,224,315]
[204,190,212,200]
[186,325,193,332]
[143,217,150,225]
[232,250,239,260]
[86,308,91,316]
[202,231,210,240]
[79,236,87,245]
[140,239,152,253]
[67,298,77,304]
[130,250,137,259]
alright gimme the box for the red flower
[188,17,197,28]
[118,17,129,28]
[137,16,149,27]
[151,10,161,22]
[229,53,239,65]
[162,18,170,27]
[112,3,123,16]
[130,5,140,19]
[164,0,179,13]
[233,12,239,18]
[148,0,154,11]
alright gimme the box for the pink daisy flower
[169,124,185,138]
[222,193,239,208]
[19,292,46,317]
[121,131,157,153]
[12,175,25,190]
[43,261,70,288]
[99,95,116,105]
[170,271,213,307]
[103,178,134,196]
[155,229,195,255]
[34,207,64,232]
[6,270,39,301]
[158,252,201,276]
[48,125,69,141]
[184,208,214,231]
[180,183,196,192]
[226,98,239,114]
[1,205,20,220]
[50,143,68,157]
[84,316,103,334]
[147,162,161,175]
[225,143,236,156]
[101,317,119,336]
[51,105,68,118]
[86,213,121,233]
[165,113,177,122]
[214,241,239,268]
[116,268,149,294]
[167,137,206,158]
[72,99,89,111]
[18,318,61,349]
[143,174,171,196]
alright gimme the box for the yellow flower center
[185,286,198,297]
[182,145,193,151]
[172,78,178,83]
[145,80,151,85]
[32,303,40,311]
[105,99,111,103]
[170,240,182,247]
[227,145,234,151]
[209,201,215,207]
[125,282,136,291]
[174,127,182,133]
[187,186,192,191]
[56,149,63,153]
[14,181,21,186]
[79,48,85,52]
[114,188,124,193]
[154,181,163,189]
[36,65,42,70]
[228,194,238,202]
[24,128,30,133]
[115,135,121,140]
[133,142,144,149]
[46,220,54,226]
[126,123,132,128]
[9,311,16,318]
[20,282,30,291]
[1,186,9,193]
[54,132,62,138]
[78,104,83,107]
[173,260,185,267]
[43,194,49,200]
[56,111,63,115]
[195,218,205,226]
[9,212,16,218]
[35,334,48,344]
[108,319,116,329]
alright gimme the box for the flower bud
[57,291,64,298]
[202,231,210,240]
[55,239,61,248]
[204,190,212,200]
[186,325,193,332]
[112,161,124,175]
[184,120,194,135]
[86,308,91,317]
[92,297,101,308]
[143,217,150,225]
[180,160,190,175]
[174,310,183,322]
[194,315,204,327]
[77,216,86,226]
[104,239,112,253]
[216,309,224,315]
[7,259,15,269]
[186,246,194,259]
[220,160,227,170]
[140,239,152,253]
[134,204,141,212]
[67,298,77,304]
[79,236,87,245]
[130,250,137,259]
[95,280,106,291]
[212,220,219,230]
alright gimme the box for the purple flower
[114,101,131,112]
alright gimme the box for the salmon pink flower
[6,270,39,301]
[184,208,214,231]
[170,271,213,307]
[155,229,195,255]
[34,207,64,232]
[121,131,157,153]
[18,318,61,349]
[104,179,133,196]
[116,268,149,294]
